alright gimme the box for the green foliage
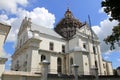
[101,0,120,50]
[102,0,120,21]
[104,25,120,50]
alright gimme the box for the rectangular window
[49,42,54,50]
[62,45,65,53]
[103,64,105,68]
[95,60,98,68]
[83,43,86,49]
[93,46,96,54]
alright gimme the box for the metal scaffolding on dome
[54,8,85,40]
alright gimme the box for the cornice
[12,38,41,59]
[39,49,65,56]
[0,57,8,63]
[0,22,11,42]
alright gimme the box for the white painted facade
[0,23,11,79]
[11,13,113,76]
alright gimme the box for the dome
[54,8,84,40]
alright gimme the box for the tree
[101,0,120,50]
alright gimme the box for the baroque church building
[11,9,113,75]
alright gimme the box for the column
[72,64,79,80]
[41,60,50,80]
[91,67,99,80]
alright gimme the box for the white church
[11,9,113,75]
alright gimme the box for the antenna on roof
[66,1,70,10]
[88,15,92,28]
[88,15,94,44]
[88,15,99,79]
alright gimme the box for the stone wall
[48,74,120,80]
[2,72,120,80]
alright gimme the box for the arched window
[57,57,62,73]
[41,55,46,62]
[70,57,73,74]
[95,60,98,68]
[70,58,73,65]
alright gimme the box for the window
[95,60,98,68]
[70,58,73,74]
[85,63,87,66]
[20,39,22,48]
[83,43,86,49]
[41,55,46,62]
[103,64,105,68]
[70,58,73,65]
[62,45,65,53]
[49,42,54,50]
[57,57,62,73]
[15,60,19,71]
[93,46,96,54]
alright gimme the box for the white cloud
[104,56,109,60]
[92,26,101,34]
[98,8,105,13]
[27,7,55,28]
[0,0,28,13]
[0,7,55,42]
[104,50,113,55]
[0,14,17,25]
[92,19,119,53]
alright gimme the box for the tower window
[49,42,54,51]
[62,45,65,53]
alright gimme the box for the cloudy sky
[0,0,120,69]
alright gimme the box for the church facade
[11,9,113,75]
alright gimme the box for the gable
[77,24,98,40]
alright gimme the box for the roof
[31,23,62,38]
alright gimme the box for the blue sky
[0,0,120,69]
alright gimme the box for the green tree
[101,0,120,50]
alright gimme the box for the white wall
[39,34,66,53]
[0,64,5,78]
[0,34,5,57]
